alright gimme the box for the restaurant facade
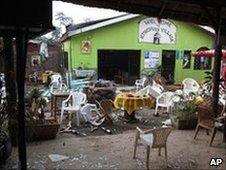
[62,14,214,85]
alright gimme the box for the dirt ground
[2,111,226,169]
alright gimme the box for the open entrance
[161,50,176,84]
[98,50,141,85]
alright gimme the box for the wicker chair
[133,127,173,169]
[193,106,224,146]
[99,99,114,124]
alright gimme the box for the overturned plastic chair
[80,103,105,126]
[135,77,147,90]
[133,127,173,169]
[60,91,87,126]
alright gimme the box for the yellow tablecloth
[114,92,155,115]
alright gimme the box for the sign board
[139,18,176,44]
[31,55,41,67]
[81,41,91,54]
[144,51,159,68]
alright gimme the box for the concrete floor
[3,128,226,169]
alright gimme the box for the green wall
[63,16,214,83]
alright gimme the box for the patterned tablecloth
[114,92,155,115]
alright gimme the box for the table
[114,92,155,122]
[51,91,70,119]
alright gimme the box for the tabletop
[114,92,155,115]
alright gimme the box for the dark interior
[161,50,176,84]
[98,50,140,85]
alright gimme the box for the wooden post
[16,30,28,170]
[2,33,18,146]
[212,7,226,142]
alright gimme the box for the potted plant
[26,88,60,141]
[0,103,12,165]
[170,94,198,129]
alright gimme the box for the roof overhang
[61,0,226,38]
[68,14,138,37]
[0,0,53,38]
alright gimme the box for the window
[63,52,68,69]
[194,47,212,70]
[182,50,191,69]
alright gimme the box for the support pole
[16,30,28,170]
[212,7,226,142]
[2,34,18,145]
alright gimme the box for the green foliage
[28,87,41,100]
[202,70,224,92]
[172,95,197,120]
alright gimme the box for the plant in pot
[171,93,198,129]
[26,88,60,141]
[0,103,12,165]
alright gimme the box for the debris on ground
[49,154,69,162]
[59,128,87,136]
[100,126,112,134]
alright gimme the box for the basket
[27,120,60,141]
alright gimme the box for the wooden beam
[158,0,168,17]
[200,6,217,28]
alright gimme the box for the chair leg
[166,107,170,114]
[209,128,217,146]
[133,130,139,159]
[146,146,150,170]
[194,125,200,139]
[165,145,167,161]
[154,105,158,115]
[76,111,80,126]
[60,108,64,123]
[206,129,209,135]
[158,148,161,156]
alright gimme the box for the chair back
[157,92,174,105]
[135,85,151,95]
[197,106,214,122]
[71,91,87,107]
[182,78,199,92]
[51,74,62,84]
[152,127,173,148]
[100,99,114,115]
[49,81,63,92]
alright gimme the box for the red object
[191,49,226,59]
[221,65,226,86]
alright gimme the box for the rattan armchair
[193,106,224,146]
[133,127,173,169]
[98,99,114,124]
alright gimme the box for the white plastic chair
[182,78,200,95]
[135,77,147,90]
[80,103,105,126]
[60,91,87,126]
[154,92,174,115]
[49,74,67,92]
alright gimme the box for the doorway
[161,50,176,84]
[98,50,141,85]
